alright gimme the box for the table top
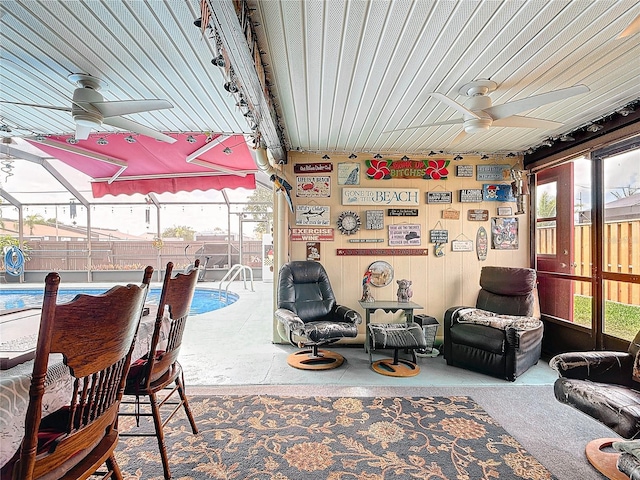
[358,300,423,310]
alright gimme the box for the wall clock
[337,211,361,235]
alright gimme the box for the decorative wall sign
[337,211,361,235]
[294,162,333,174]
[429,230,449,244]
[497,206,513,216]
[290,227,335,241]
[477,164,511,181]
[483,184,516,202]
[434,243,445,257]
[387,208,418,216]
[295,205,330,225]
[306,242,321,261]
[338,162,360,185]
[442,209,460,220]
[296,176,331,197]
[451,240,474,252]
[388,224,421,246]
[476,226,488,261]
[456,165,474,177]
[342,187,420,206]
[467,209,489,221]
[426,191,452,204]
[364,158,450,180]
[491,217,519,250]
[348,238,384,243]
[365,210,384,230]
[459,189,483,202]
[337,248,428,256]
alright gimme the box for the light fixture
[540,139,554,147]
[559,134,575,142]
[506,152,516,157]
[453,155,463,161]
[97,137,108,145]
[586,123,603,132]
[428,151,441,156]
[223,147,232,155]
[193,17,202,28]
[34,134,46,141]
[0,124,11,133]
[124,135,136,143]
[236,98,248,108]
[401,155,409,161]
[481,154,490,160]
[349,153,357,159]
[66,137,79,144]
[374,154,382,159]
[322,154,330,160]
[224,81,239,93]
[211,54,225,68]
[186,135,197,143]
[618,106,634,116]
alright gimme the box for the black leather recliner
[275,261,362,370]
[443,266,544,381]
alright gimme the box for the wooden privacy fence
[536,219,640,305]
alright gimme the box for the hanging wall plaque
[467,209,489,221]
[388,224,421,246]
[338,162,360,185]
[491,217,519,250]
[456,165,474,177]
[295,205,330,225]
[442,209,460,220]
[460,189,483,202]
[306,242,321,261]
[477,164,511,181]
[365,210,384,229]
[430,229,448,243]
[476,226,488,261]
[426,191,452,204]
[342,188,420,206]
[296,176,331,197]
[387,208,418,216]
[451,239,474,252]
[290,227,335,241]
[294,162,333,174]
[483,184,516,202]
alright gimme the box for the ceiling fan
[385,79,589,146]
[0,73,176,143]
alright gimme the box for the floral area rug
[115,395,556,479]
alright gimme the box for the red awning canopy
[28,132,256,197]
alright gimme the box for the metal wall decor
[483,184,516,202]
[306,242,321,261]
[491,217,519,250]
[366,260,394,287]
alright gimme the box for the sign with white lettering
[337,248,428,256]
[296,176,331,197]
[467,209,489,221]
[430,229,449,243]
[477,164,511,181]
[342,187,420,206]
[451,240,474,252]
[365,210,384,229]
[426,191,452,204]
[456,165,474,177]
[295,205,330,225]
[294,162,333,174]
[290,228,335,241]
[387,208,419,216]
[460,189,483,203]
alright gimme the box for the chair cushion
[301,321,358,343]
[456,308,541,331]
[479,267,536,296]
[127,350,166,383]
[369,322,427,350]
[450,323,505,354]
[554,377,640,439]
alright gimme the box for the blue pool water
[0,287,237,314]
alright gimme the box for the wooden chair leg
[106,454,123,480]
[150,392,171,480]
[176,374,198,434]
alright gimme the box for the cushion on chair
[369,322,427,350]
[450,323,505,354]
[456,308,542,332]
[476,267,537,316]
[554,377,640,439]
[302,321,358,343]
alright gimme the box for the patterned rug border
[117,394,557,480]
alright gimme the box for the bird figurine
[270,173,294,213]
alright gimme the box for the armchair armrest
[549,351,635,386]
[334,305,363,325]
[443,306,469,360]
[275,308,305,335]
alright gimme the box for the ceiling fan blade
[92,99,173,118]
[383,119,463,134]
[618,13,640,38]
[74,123,93,140]
[484,85,590,120]
[448,130,468,146]
[0,100,71,112]
[429,93,481,119]
[103,116,176,143]
[492,115,563,129]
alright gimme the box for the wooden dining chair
[119,260,200,480]
[1,266,153,480]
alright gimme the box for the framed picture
[491,217,519,250]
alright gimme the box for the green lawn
[573,295,640,341]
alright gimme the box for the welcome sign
[342,187,420,206]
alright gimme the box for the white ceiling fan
[1,73,176,143]
[385,80,590,146]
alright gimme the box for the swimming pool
[0,287,238,314]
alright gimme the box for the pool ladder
[218,264,254,302]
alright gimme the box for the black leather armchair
[549,331,640,479]
[443,266,543,381]
[275,261,362,370]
